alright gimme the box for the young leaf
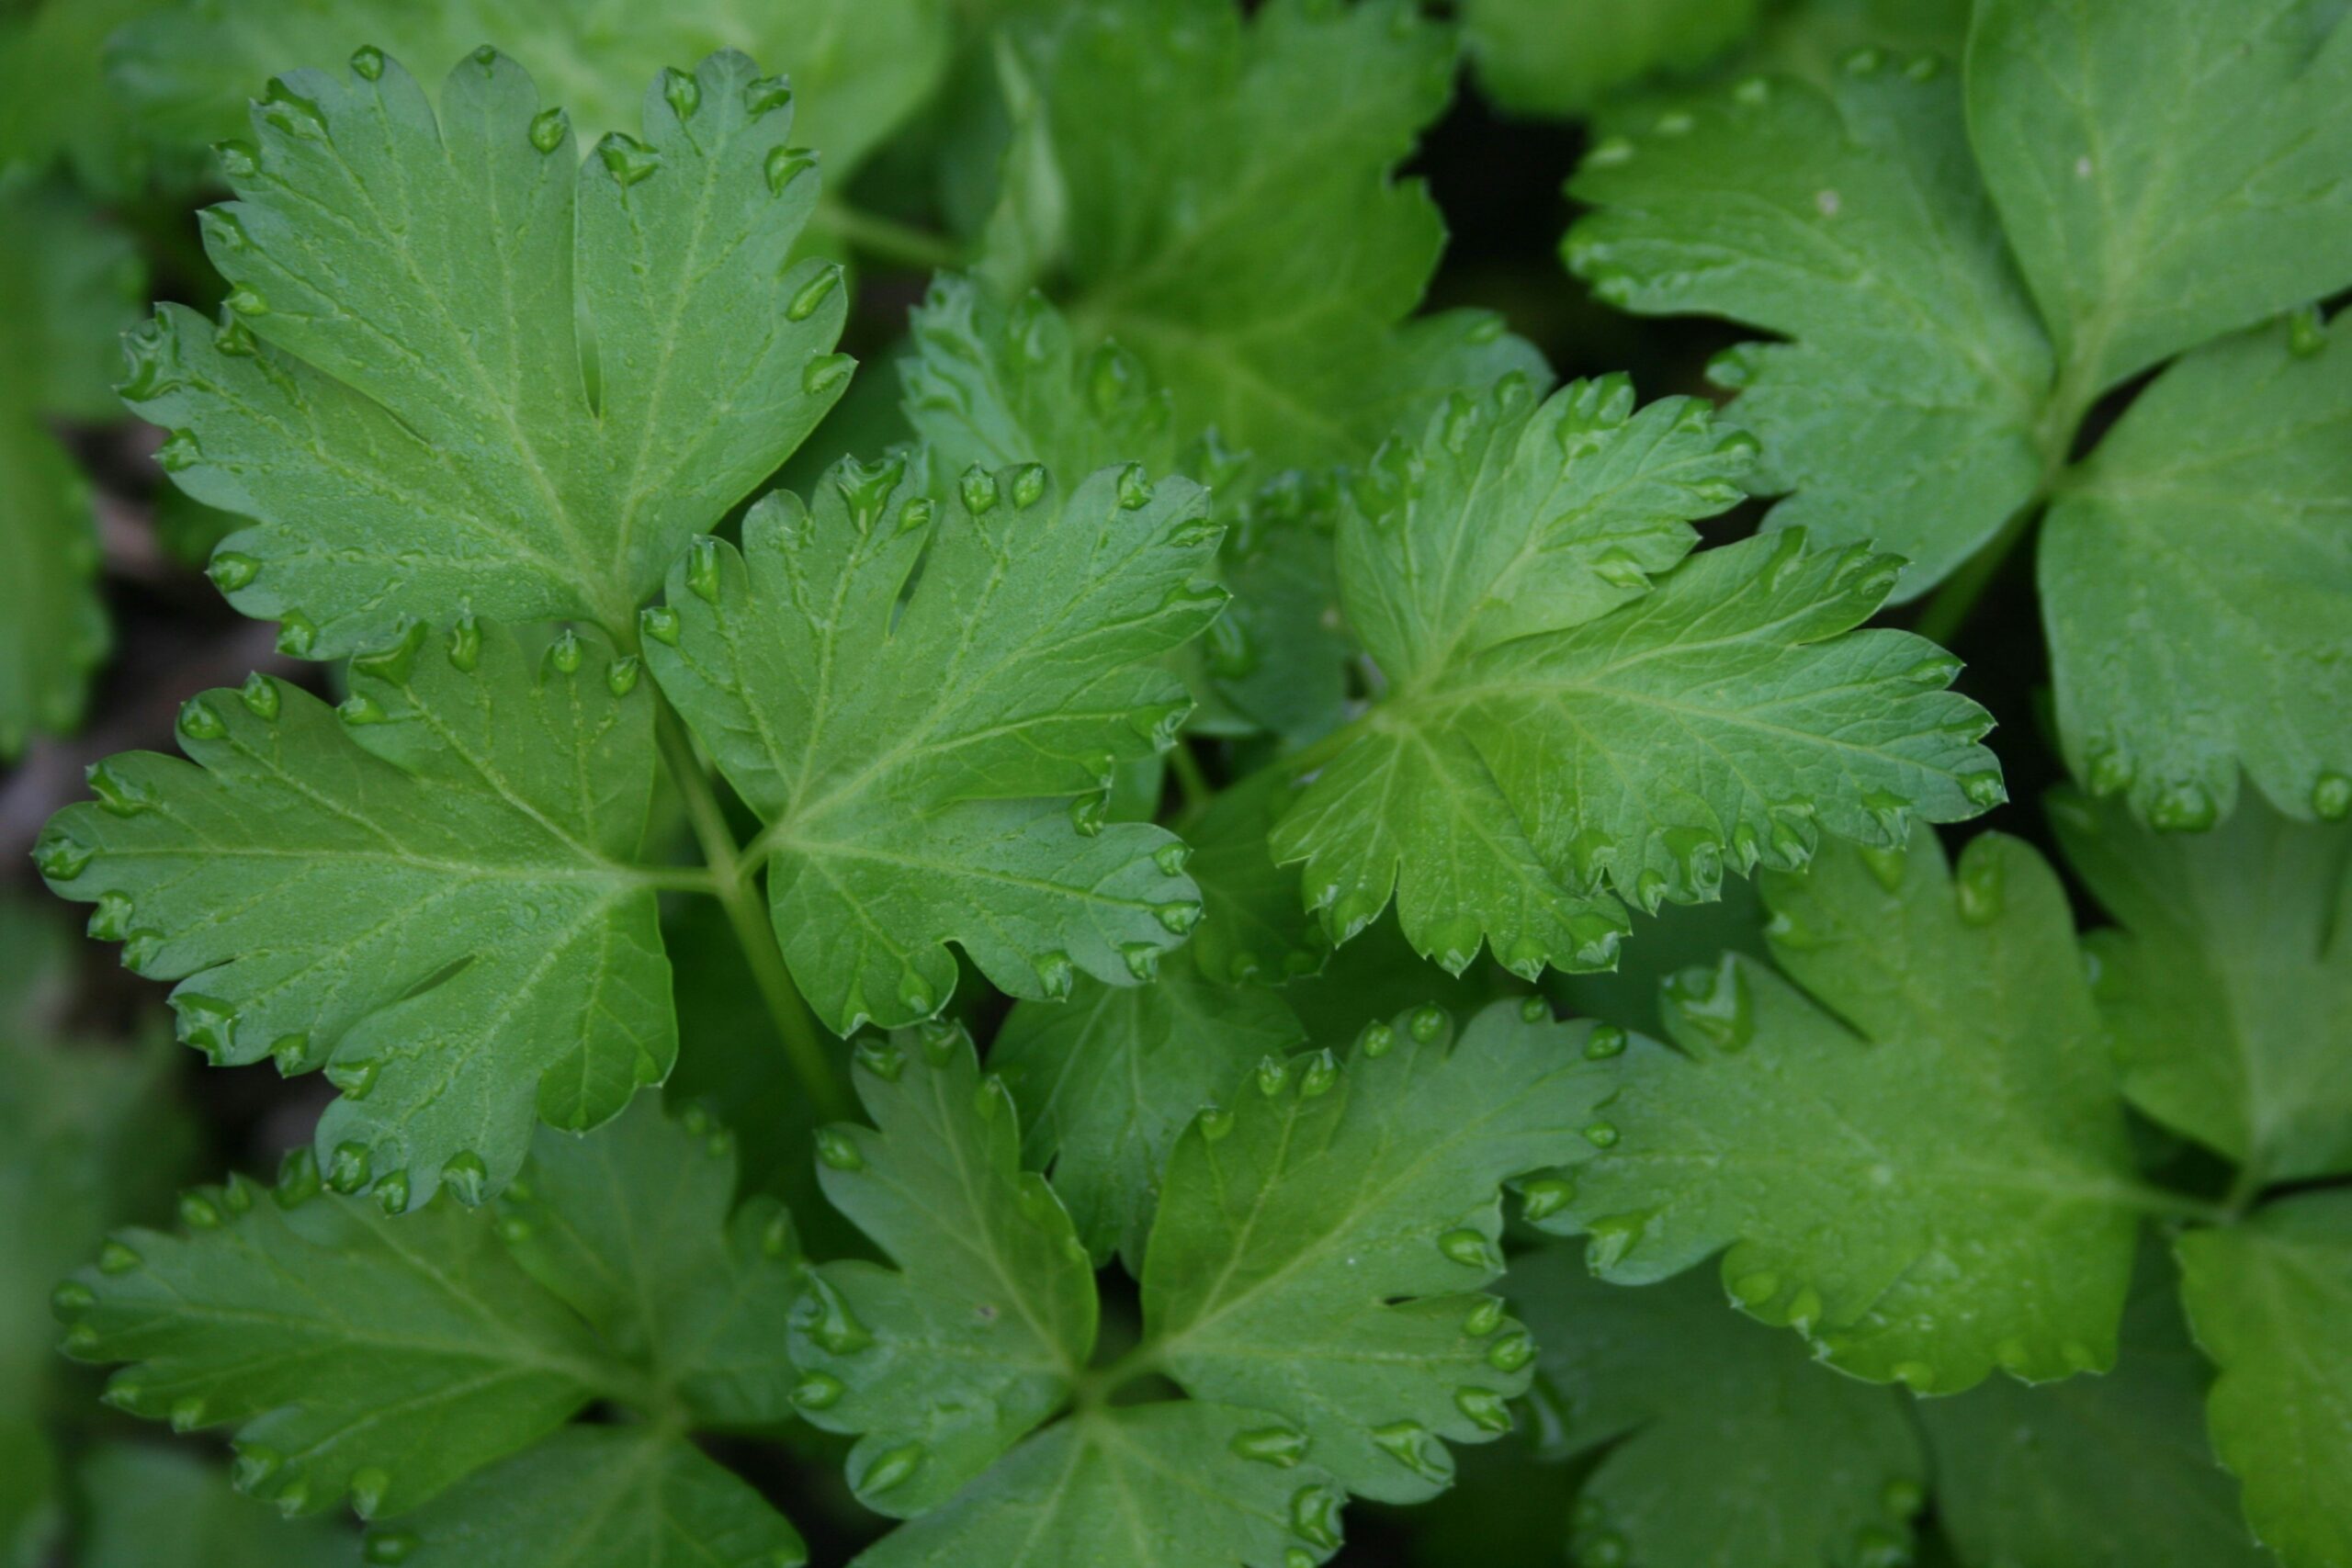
[372,1427,806,1568]
[494,1103,801,1428]
[2055,788,2352,1183]
[1968,0,2352,393]
[993,952,1306,1269]
[58,1168,610,1518]
[786,1025,1097,1517]
[112,0,947,180]
[645,456,1216,1034]
[853,1404,1350,1568]
[1142,1000,1616,1505]
[37,619,671,1212]
[1182,765,1329,987]
[121,48,847,656]
[1534,829,2139,1393]
[76,1444,354,1568]
[56,1102,797,1524]
[1920,1257,2272,1568]
[2177,1192,2352,1568]
[1005,0,1541,468]
[2039,311,2352,831]
[1272,375,1999,980]
[1463,0,1763,117]
[1510,1248,1925,1568]
[1566,53,2056,594]
[901,276,1356,744]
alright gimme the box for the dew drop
[2312,772,2351,821]
[1521,1178,1575,1222]
[605,655,641,697]
[276,612,318,658]
[597,134,661,188]
[98,1240,141,1274]
[1372,1420,1450,1482]
[1010,462,1048,509]
[1231,1426,1309,1467]
[1297,1050,1339,1098]
[816,1129,865,1172]
[661,66,701,120]
[639,605,682,647]
[1154,900,1203,935]
[373,1177,408,1217]
[348,45,385,81]
[326,1142,371,1194]
[764,145,818,195]
[1288,1486,1342,1551]
[528,107,569,154]
[786,266,842,323]
[1359,1021,1396,1059]
[859,1443,926,1495]
[792,1371,843,1409]
[1438,1228,1497,1269]
[547,628,582,675]
[440,1152,488,1208]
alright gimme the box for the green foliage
[121,45,847,656]
[1537,829,2139,1393]
[17,6,2352,1564]
[1272,374,1999,978]
[1569,2,2352,829]
[1514,1251,1924,1568]
[110,0,947,182]
[2179,1194,2352,1568]
[57,1100,804,1554]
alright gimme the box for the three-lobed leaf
[1537,828,2139,1393]
[647,455,1217,1034]
[1272,373,1999,982]
[39,619,670,1212]
[122,46,847,657]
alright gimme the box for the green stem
[1913,498,2041,648]
[2221,1160,2269,1222]
[2120,1181,2233,1228]
[654,707,849,1122]
[812,200,964,273]
[1076,1342,1166,1409]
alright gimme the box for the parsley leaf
[113,0,947,181]
[787,1025,1098,1517]
[2177,1192,2352,1568]
[1271,375,2000,980]
[1920,1256,2272,1568]
[2039,311,2352,830]
[37,620,672,1212]
[854,1404,1347,1568]
[56,1101,801,1531]
[2055,788,2352,1183]
[1000,0,1540,469]
[1566,53,2056,595]
[1536,829,2138,1393]
[121,47,847,657]
[379,1426,807,1568]
[1140,1001,1611,1504]
[994,953,1306,1269]
[1968,0,2352,395]
[1512,1247,1925,1568]
[645,455,1217,1035]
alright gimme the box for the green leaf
[1008,0,1541,469]
[2038,311,2352,831]
[493,1101,801,1428]
[1142,1000,1614,1504]
[0,0,168,190]
[1566,52,2057,595]
[121,47,846,657]
[112,0,947,183]
[850,1403,1349,1568]
[2,903,195,1567]
[77,1444,354,1568]
[1272,375,2000,981]
[787,1025,1097,1517]
[901,275,1356,745]
[0,181,149,421]
[1463,0,1764,117]
[1274,913,1503,1047]
[57,1101,797,1525]
[0,415,107,763]
[1510,1247,1925,1568]
[371,1426,807,1568]
[1920,1256,2272,1568]
[1967,0,2352,394]
[645,454,1216,1034]
[37,619,672,1212]
[1547,875,1765,1040]
[1536,829,2139,1393]
[2055,787,2352,1183]
[2178,1192,2352,1568]
[59,1167,610,1518]
[995,953,1304,1269]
